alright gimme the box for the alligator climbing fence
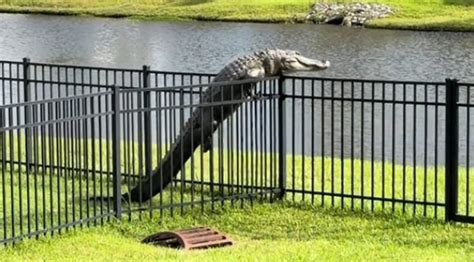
[0,58,473,245]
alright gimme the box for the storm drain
[142,227,233,250]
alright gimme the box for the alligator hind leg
[202,135,213,152]
[202,120,219,152]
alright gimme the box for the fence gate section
[452,81,474,223]
[280,76,474,223]
[0,59,117,244]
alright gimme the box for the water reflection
[0,14,472,81]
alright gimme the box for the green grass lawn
[0,0,472,31]
[1,203,474,261]
[1,134,474,259]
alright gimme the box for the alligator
[120,49,330,203]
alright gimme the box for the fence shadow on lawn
[444,0,474,5]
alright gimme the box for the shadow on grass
[444,0,474,5]
[175,0,215,6]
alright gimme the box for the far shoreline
[0,2,473,33]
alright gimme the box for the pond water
[0,13,474,166]
[0,14,473,82]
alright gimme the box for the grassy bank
[0,0,473,31]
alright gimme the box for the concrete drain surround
[142,227,233,250]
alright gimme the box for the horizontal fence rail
[0,58,473,246]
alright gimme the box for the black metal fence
[284,77,445,216]
[1,59,473,245]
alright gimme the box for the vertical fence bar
[277,76,287,199]
[0,69,3,181]
[1,106,5,243]
[23,59,32,236]
[142,65,152,216]
[0,108,3,166]
[112,85,122,219]
[445,78,459,222]
[23,58,32,169]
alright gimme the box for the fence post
[277,76,287,199]
[142,65,153,186]
[112,85,122,219]
[0,108,4,168]
[445,78,459,222]
[23,57,32,170]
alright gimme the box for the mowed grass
[1,203,474,261]
[0,0,472,31]
[366,0,474,31]
[1,133,474,222]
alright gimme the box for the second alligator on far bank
[306,2,394,27]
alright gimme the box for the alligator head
[259,49,330,76]
[214,49,330,82]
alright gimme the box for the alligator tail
[125,116,215,203]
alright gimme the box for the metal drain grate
[142,227,233,250]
